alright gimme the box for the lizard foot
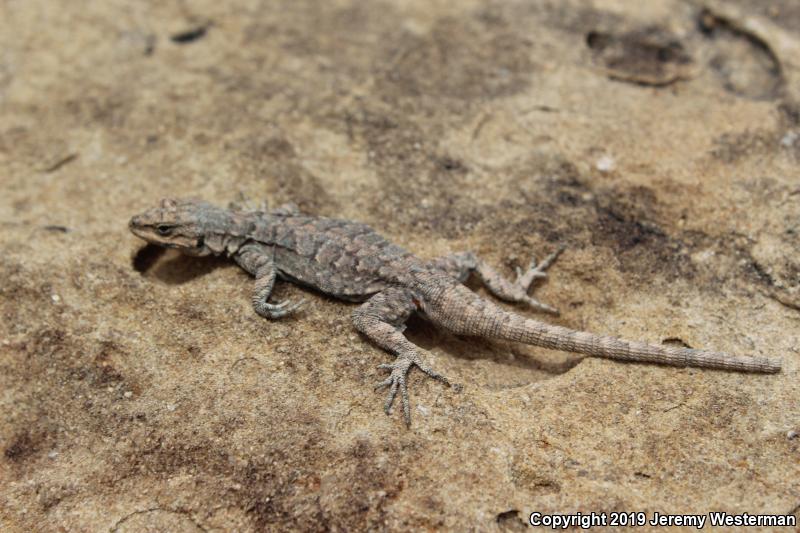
[513,246,564,314]
[254,298,305,319]
[374,352,452,426]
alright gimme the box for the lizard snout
[129,215,149,237]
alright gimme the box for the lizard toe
[400,377,411,426]
[522,295,560,315]
[384,378,400,414]
[256,298,306,319]
[374,352,452,425]
[374,375,393,390]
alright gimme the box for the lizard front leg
[427,248,563,314]
[235,243,305,319]
[351,287,452,425]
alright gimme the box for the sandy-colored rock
[1,0,798,531]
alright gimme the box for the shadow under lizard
[129,199,782,425]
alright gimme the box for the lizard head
[129,198,218,256]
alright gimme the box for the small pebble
[780,131,798,147]
[596,155,615,173]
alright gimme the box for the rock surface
[1,0,798,531]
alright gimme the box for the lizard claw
[375,352,452,426]
[515,247,564,291]
[522,296,559,315]
[507,246,564,313]
[254,298,305,319]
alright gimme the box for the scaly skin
[129,198,782,425]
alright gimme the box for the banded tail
[420,274,782,373]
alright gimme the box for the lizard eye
[156,224,173,236]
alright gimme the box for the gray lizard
[129,198,782,425]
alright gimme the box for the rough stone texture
[1,0,798,531]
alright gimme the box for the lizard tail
[421,276,782,373]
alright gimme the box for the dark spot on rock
[497,509,528,531]
[480,154,697,283]
[586,27,692,87]
[532,478,561,492]
[96,364,125,386]
[132,244,165,274]
[748,258,775,287]
[234,135,331,213]
[497,510,518,520]
[341,106,483,237]
[64,94,130,130]
[43,153,78,173]
[778,100,800,126]
[5,431,37,462]
[380,16,534,101]
[260,137,296,159]
[710,130,774,163]
[698,8,783,100]
[68,360,122,388]
[42,225,70,233]
[697,11,715,36]
[585,31,611,50]
[186,343,203,359]
[435,156,467,173]
[171,25,208,44]
[593,187,668,252]
[37,484,69,511]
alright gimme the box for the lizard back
[253,214,418,301]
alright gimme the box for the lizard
[129,198,783,425]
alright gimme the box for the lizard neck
[205,211,303,256]
[202,211,259,257]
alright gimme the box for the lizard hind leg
[428,247,564,314]
[351,288,452,426]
